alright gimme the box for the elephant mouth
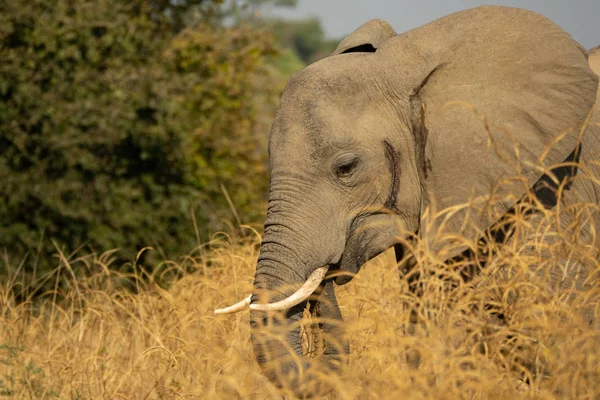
[332,234,402,285]
[300,298,325,358]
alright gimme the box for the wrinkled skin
[249,6,600,397]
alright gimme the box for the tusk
[214,295,252,314]
[249,266,329,312]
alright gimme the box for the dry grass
[1,203,599,399]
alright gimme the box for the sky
[270,0,599,49]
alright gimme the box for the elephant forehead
[269,65,391,164]
[271,97,374,162]
[284,60,364,97]
[278,65,376,122]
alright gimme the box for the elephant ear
[332,19,396,55]
[590,46,600,74]
[379,6,599,253]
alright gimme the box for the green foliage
[165,22,277,227]
[267,17,340,64]
[0,0,279,279]
[270,48,306,77]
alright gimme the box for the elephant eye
[334,156,360,179]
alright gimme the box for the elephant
[215,6,600,397]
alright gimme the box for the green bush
[266,17,340,64]
[0,0,279,281]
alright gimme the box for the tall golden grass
[1,197,599,399]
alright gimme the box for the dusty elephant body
[216,6,600,397]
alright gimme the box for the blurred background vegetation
[0,0,340,293]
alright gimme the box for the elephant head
[216,6,598,397]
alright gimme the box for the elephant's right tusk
[249,266,329,312]
[214,295,252,314]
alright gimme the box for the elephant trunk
[250,279,347,397]
[250,201,348,397]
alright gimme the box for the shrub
[0,0,279,282]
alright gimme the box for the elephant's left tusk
[214,295,252,314]
[249,266,329,312]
